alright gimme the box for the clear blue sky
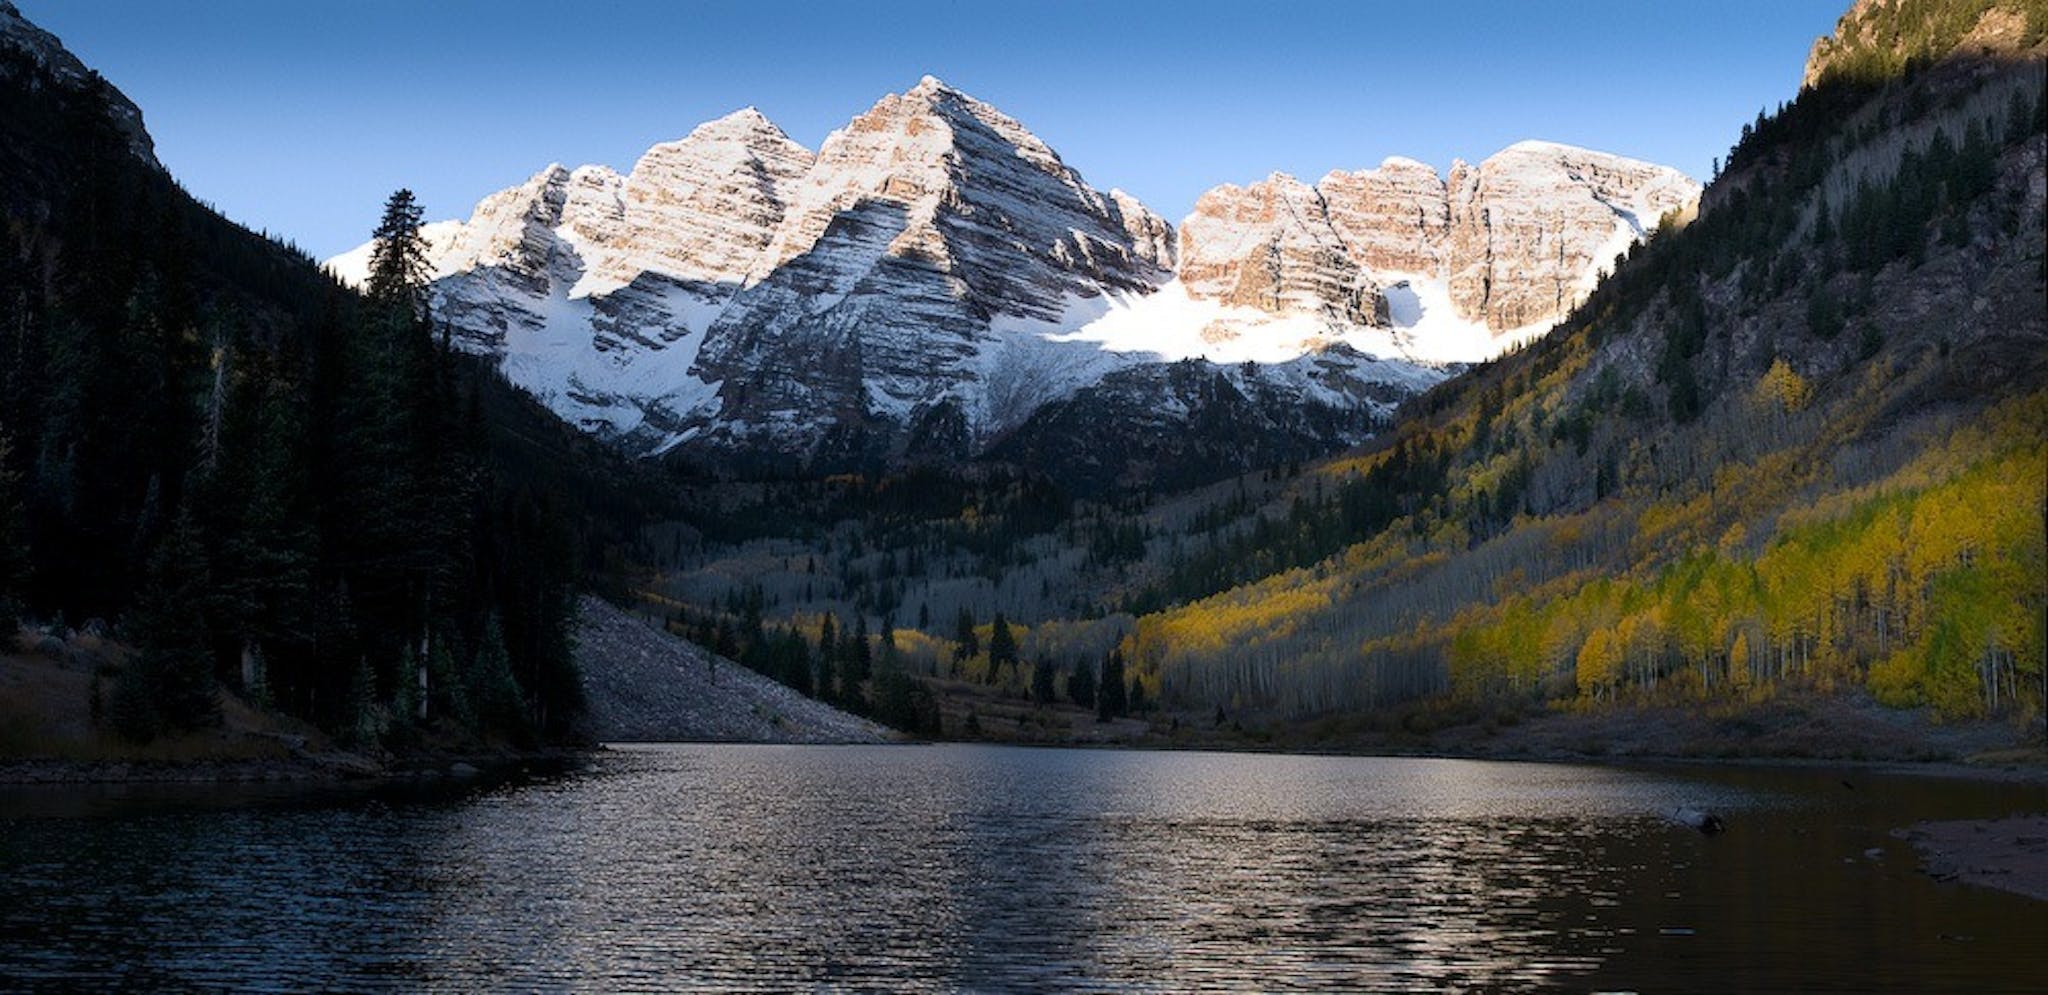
[23,1,1847,259]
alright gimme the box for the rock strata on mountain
[1179,143,1698,338]
[1179,173,1387,327]
[0,0,155,166]
[1445,141,1699,330]
[328,77,1697,485]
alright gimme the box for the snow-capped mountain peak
[325,81,1697,484]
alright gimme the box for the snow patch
[1379,275,1548,364]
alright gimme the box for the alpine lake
[3,744,2044,992]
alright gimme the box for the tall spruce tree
[1031,657,1056,705]
[1068,660,1096,710]
[953,606,978,661]
[987,612,1018,682]
[364,189,431,318]
[0,429,24,635]
[111,507,221,740]
[1098,648,1127,720]
[848,615,872,685]
[335,189,484,732]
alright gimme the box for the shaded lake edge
[1897,815,2048,902]
[9,736,2045,787]
[0,744,593,785]
[6,719,2045,789]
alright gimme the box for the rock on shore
[1898,815,2048,902]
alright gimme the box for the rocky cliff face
[1179,143,1698,339]
[1179,173,1387,327]
[1319,157,1453,274]
[0,0,155,166]
[328,77,1695,487]
[1446,141,1699,330]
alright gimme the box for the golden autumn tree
[1576,627,1623,701]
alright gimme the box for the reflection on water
[2,745,2044,992]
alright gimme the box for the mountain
[329,79,1696,488]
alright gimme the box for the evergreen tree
[110,508,220,740]
[426,630,466,725]
[782,627,815,696]
[987,611,1018,680]
[848,614,872,685]
[873,666,938,736]
[879,613,898,665]
[816,648,838,703]
[470,613,526,734]
[1098,648,1127,720]
[1031,656,1056,705]
[0,429,24,635]
[1068,660,1096,709]
[365,189,431,318]
[392,645,421,733]
[344,655,382,746]
[953,606,978,660]
[207,362,315,695]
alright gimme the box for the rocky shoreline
[0,746,588,786]
[1897,816,2048,902]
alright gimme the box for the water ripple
[3,745,2043,992]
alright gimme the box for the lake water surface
[3,744,2044,992]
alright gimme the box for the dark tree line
[1,48,594,745]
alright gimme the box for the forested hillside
[1124,1,2046,722]
[0,30,658,749]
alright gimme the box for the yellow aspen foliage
[1756,358,1813,413]
[1576,627,1623,699]
[1729,632,1752,692]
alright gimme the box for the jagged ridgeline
[327,78,1696,493]
[1128,0,2045,719]
[0,2,658,745]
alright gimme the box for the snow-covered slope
[327,77,1697,484]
